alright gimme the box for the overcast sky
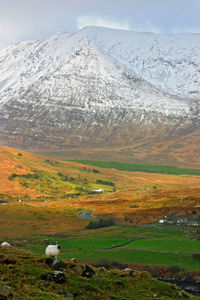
[0,0,200,48]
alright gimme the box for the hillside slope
[0,246,197,300]
[81,27,200,99]
[0,146,199,235]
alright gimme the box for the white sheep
[45,244,61,257]
[1,242,11,247]
[124,268,133,272]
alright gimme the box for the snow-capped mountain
[0,26,199,165]
[1,27,200,102]
[81,27,200,99]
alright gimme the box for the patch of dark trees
[85,217,115,229]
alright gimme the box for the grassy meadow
[120,238,200,253]
[71,160,200,175]
[6,224,200,271]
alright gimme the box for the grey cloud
[0,0,199,48]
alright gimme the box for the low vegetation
[7,169,114,198]
[72,160,200,175]
[96,179,115,186]
[120,238,200,253]
[0,247,197,299]
[85,218,115,229]
[9,173,39,180]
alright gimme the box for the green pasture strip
[120,238,200,253]
[17,224,198,254]
[23,237,128,256]
[70,160,200,175]
[86,250,200,271]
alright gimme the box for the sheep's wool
[45,245,60,256]
[1,242,11,246]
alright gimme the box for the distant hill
[0,27,199,167]
[0,146,199,230]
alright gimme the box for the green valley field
[6,224,200,271]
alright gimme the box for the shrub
[168,265,184,273]
[8,173,18,180]
[63,175,69,181]
[192,253,200,261]
[63,176,76,182]
[85,218,115,229]
[21,173,39,179]
[9,173,39,180]
[96,179,115,186]
[44,159,60,166]
[75,186,85,192]
[17,153,23,156]
[44,159,51,164]
[151,268,160,278]
[110,261,128,270]
[95,259,110,269]
[57,172,64,177]
[95,259,127,270]
[92,169,100,174]
[69,177,76,182]
[185,272,195,281]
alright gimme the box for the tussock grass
[0,246,197,299]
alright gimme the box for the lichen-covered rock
[65,292,74,299]
[52,259,67,270]
[40,271,66,283]
[77,264,96,278]
[0,285,12,297]
[98,266,107,273]
[123,268,134,276]
[1,259,16,265]
[44,257,66,270]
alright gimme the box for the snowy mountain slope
[78,26,200,99]
[0,26,200,103]
[0,32,73,105]
[0,27,199,163]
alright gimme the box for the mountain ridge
[0,26,199,167]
